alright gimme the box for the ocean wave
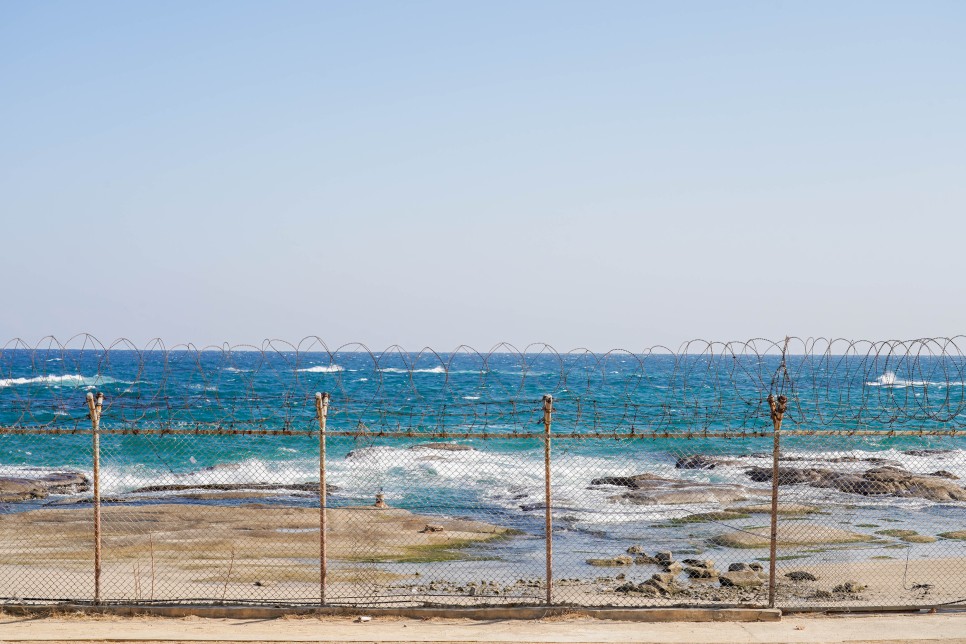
[0,374,114,388]
[379,366,447,374]
[297,365,344,373]
[867,371,966,388]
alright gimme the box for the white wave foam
[297,365,344,373]
[867,371,966,388]
[100,457,320,496]
[0,374,113,388]
[379,366,447,374]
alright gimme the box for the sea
[2,348,966,579]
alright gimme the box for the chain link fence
[1,337,965,610]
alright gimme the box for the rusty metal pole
[542,394,553,605]
[87,392,103,604]
[316,392,330,605]
[767,393,787,609]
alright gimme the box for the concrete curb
[0,603,782,622]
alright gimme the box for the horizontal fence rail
[0,336,965,611]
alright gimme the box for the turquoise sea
[2,347,965,579]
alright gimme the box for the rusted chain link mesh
[1,336,965,608]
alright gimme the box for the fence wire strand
[1,336,965,609]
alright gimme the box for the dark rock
[655,551,673,564]
[675,455,718,470]
[903,449,952,457]
[634,554,657,565]
[590,473,671,488]
[662,561,683,575]
[0,478,47,502]
[785,571,818,582]
[728,563,753,572]
[930,470,959,480]
[745,465,966,502]
[0,471,91,502]
[719,571,764,588]
[685,566,718,579]
[626,545,646,554]
[833,581,866,594]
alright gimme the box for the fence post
[542,394,553,605]
[766,393,787,609]
[315,392,330,606]
[87,391,103,604]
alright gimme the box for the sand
[0,503,511,603]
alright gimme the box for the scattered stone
[728,563,753,572]
[634,554,657,565]
[642,572,679,595]
[832,581,866,594]
[719,571,764,588]
[785,571,818,582]
[650,572,677,585]
[662,562,683,575]
[682,558,715,569]
[748,562,764,572]
[586,555,633,567]
[615,573,625,580]
[685,566,718,579]
[710,524,873,548]
[812,589,833,599]
[420,524,444,533]
[626,544,646,554]
[655,551,673,564]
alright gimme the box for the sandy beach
[0,499,964,608]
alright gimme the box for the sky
[1,1,964,352]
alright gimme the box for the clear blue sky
[2,1,964,350]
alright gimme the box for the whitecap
[298,365,344,373]
[0,374,114,388]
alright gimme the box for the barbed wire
[3,336,966,436]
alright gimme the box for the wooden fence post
[87,391,103,604]
[767,392,787,608]
[316,392,330,605]
[542,394,553,606]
